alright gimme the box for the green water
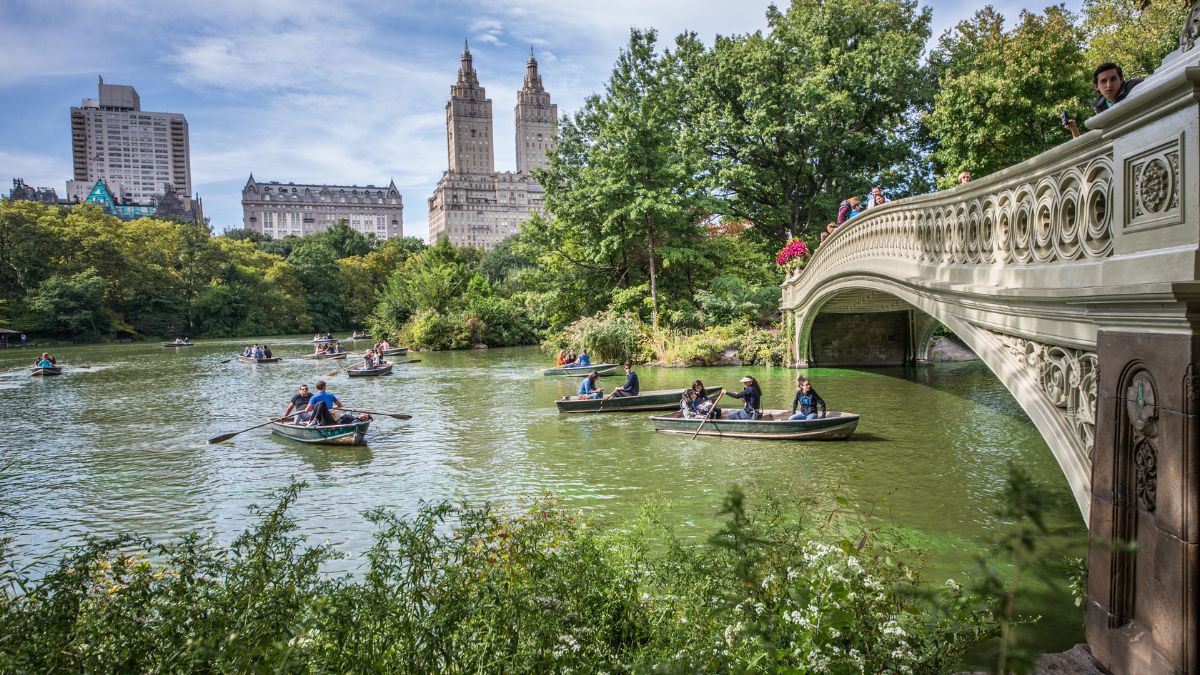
[0,339,1086,654]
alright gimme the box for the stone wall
[809,311,910,366]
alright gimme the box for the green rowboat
[379,347,408,356]
[556,388,723,413]
[271,419,370,445]
[542,363,618,376]
[162,341,193,347]
[649,410,860,440]
[347,363,393,377]
[303,352,347,360]
[30,366,63,376]
[238,355,280,363]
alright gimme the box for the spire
[523,48,543,92]
[457,39,479,87]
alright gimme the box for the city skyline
[0,0,1083,239]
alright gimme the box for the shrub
[737,326,789,366]
[407,309,474,351]
[543,311,649,363]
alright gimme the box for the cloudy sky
[1,0,1080,237]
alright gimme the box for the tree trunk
[646,218,659,330]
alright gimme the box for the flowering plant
[775,239,810,267]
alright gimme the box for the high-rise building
[69,76,191,205]
[427,44,558,251]
[241,176,404,239]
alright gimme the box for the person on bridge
[866,186,888,208]
[1065,63,1144,138]
[958,170,972,184]
[789,377,827,420]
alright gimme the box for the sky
[0,0,1081,238]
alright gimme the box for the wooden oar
[593,392,612,413]
[691,391,726,440]
[208,413,298,444]
[343,409,413,420]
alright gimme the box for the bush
[469,295,538,347]
[737,326,788,366]
[543,311,649,363]
[407,309,475,351]
[0,485,997,672]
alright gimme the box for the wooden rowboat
[347,363,393,377]
[162,342,193,347]
[379,347,408,356]
[649,410,860,440]
[238,355,281,363]
[311,337,337,344]
[303,352,347,360]
[30,366,63,376]
[556,388,723,413]
[542,363,618,376]
[346,334,372,341]
[271,419,370,445]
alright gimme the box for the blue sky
[0,0,1080,238]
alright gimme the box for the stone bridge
[781,19,1200,674]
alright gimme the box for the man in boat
[263,345,273,358]
[302,380,343,426]
[283,384,313,422]
[362,349,378,369]
[609,361,640,398]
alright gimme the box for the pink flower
[775,239,810,266]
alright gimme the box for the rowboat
[648,410,860,440]
[556,388,723,413]
[347,363,393,377]
[379,347,408,356]
[162,342,193,347]
[346,334,372,341]
[542,363,618,376]
[238,355,280,363]
[311,337,337,344]
[30,366,63,376]
[303,352,347,360]
[270,419,370,445]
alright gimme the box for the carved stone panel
[1126,136,1184,231]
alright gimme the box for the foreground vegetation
[0,466,1083,672]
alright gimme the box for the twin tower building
[241,43,558,250]
[426,43,558,250]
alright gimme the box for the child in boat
[36,355,53,368]
[789,377,826,420]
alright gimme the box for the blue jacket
[578,378,600,396]
[619,370,640,396]
[792,389,826,416]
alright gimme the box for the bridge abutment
[1087,330,1200,674]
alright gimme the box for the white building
[241,176,404,239]
[427,45,558,251]
[69,77,191,204]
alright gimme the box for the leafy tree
[925,6,1092,183]
[25,268,110,338]
[314,219,377,259]
[537,29,710,329]
[259,235,304,259]
[223,228,270,243]
[287,241,346,331]
[687,0,933,244]
[1082,0,1188,79]
[477,235,536,293]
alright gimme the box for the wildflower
[945,578,961,591]
[882,621,906,638]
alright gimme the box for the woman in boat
[36,354,53,368]
[680,389,701,417]
[363,349,378,369]
[263,345,273,358]
[556,351,567,368]
[689,380,721,418]
[726,376,763,420]
[575,349,591,367]
[254,344,265,359]
[789,377,826,420]
[577,371,604,399]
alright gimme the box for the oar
[593,392,611,413]
[208,413,298,444]
[343,409,413,420]
[691,391,726,440]
[328,358,367,376]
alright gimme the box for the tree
[537,29,711,329]
[925,6,1092,183]
[687,0,932,244]
[287,241,346,331]
[315,219,376,259]
[223,228,270,243]
[1083,0,1188,79]
[25,268,110,338]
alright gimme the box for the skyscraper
[427,44,558,251]
[69,76,192,205]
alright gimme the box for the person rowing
[298,380,369,427]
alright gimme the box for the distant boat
[379,347,408,356]
[346,333,373,340]
[162,341,193,347]
[542,363,618,376]
[238,355,280,363]
[311,337,337,344]
[30,366,63,376]
[649,410,860,440]
[303,352,347,360]
[556,388,722,413]
[271,419,370,445]
[347,363,393,377]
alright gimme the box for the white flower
[945,578,961,591]
[883,621,906,638]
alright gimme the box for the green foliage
[643,324,787,367]
[926,6,1093,183]
[688,0,933,244]
[222,227,270,243]
[25,268,110,338]
[543,311,650,363]
[406,309,477,351]
[0,484,997,672]
[311,219,377,259]
[1082,0,1187,79]
[287,241,346,332]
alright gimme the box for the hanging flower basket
[775,239,810,272]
